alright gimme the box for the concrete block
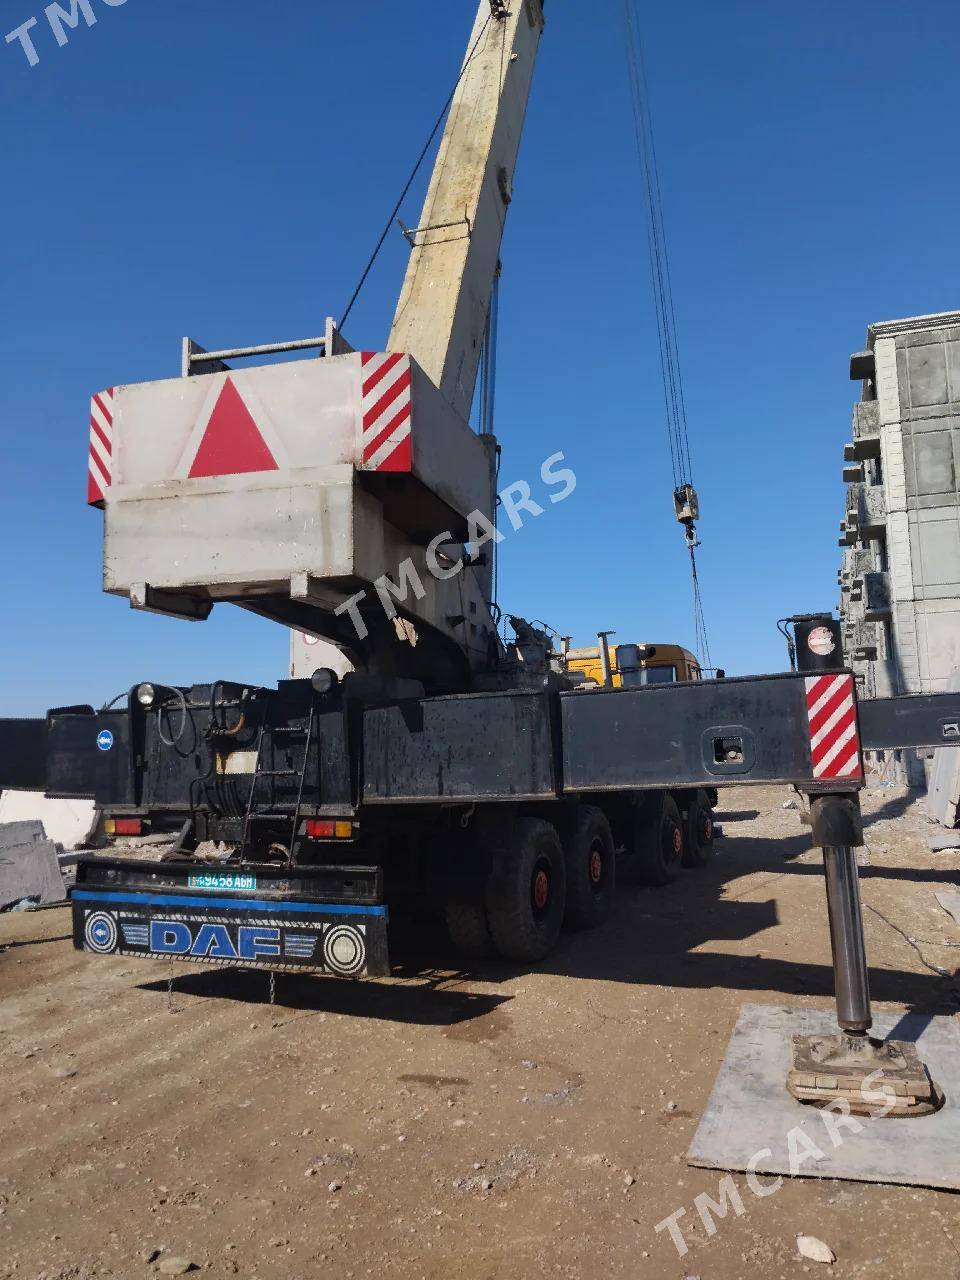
[855,401,885,463]
[880,419,908,510]
[0,820,66,909]
[862,571,891,621]
[874,337,901,425]
[846,482,887,537]
[906,429,957,499]
[853,399,880,437]
[886,511,915,601]
[910,510,960,596]
[905,341,950,408]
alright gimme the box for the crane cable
[621,0,712,668]
[339,12,495,331]
[689,544,713,670]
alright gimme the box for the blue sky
[1,0,957,714]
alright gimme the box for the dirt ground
[2,782,960,1280]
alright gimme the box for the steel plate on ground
[688,1003,960,1189]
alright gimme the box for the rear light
[305,819,353,839]
[104,818,143,836]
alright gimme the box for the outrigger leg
[787,791,943,1117]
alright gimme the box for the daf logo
[150,920,281,961]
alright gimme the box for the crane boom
[388,0,545,422]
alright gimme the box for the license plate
[187,872,257,891]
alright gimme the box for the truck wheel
[485,818,566,962]
[563,806,616,930]
[682,790,715,868]
[444,902,493,961]
[633,794,684,886]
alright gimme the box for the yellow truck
[564,641,702,688]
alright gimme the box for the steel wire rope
[339,12,495,330]
[622,0,713,666]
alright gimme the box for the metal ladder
[240,705,316,863]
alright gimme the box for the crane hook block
[673,484,700,526]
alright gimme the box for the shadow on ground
[861,790,923,826]
[139,962,512,1025]
[0,932,72,952]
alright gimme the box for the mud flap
[71,866,389,978]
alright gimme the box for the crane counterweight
[87,0,545,690]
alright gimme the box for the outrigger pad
[689,1004,960,1190]
[787,1032,943,1117]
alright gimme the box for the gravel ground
[1,782,959,1280]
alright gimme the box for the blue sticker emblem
[96,729,114,752]
[84,911,118,954]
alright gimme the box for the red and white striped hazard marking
[360,352,412,472]
[87,388,114,506]
[805,673,862,780]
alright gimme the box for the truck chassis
[39,667,880,978]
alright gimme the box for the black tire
[563,806,616,930]
[485,817,566,962]
[633,793,684,886]
[444,901,493,960]
[682,789,715,868]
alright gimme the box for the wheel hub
[589,845,603,885]
[671,826,682,856]
[533,867,550,911]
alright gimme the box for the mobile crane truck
[6,2,960,1113]
[45,0,720,971]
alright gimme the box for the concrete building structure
[838,310,960,789]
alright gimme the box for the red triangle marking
[188,378,278,479]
